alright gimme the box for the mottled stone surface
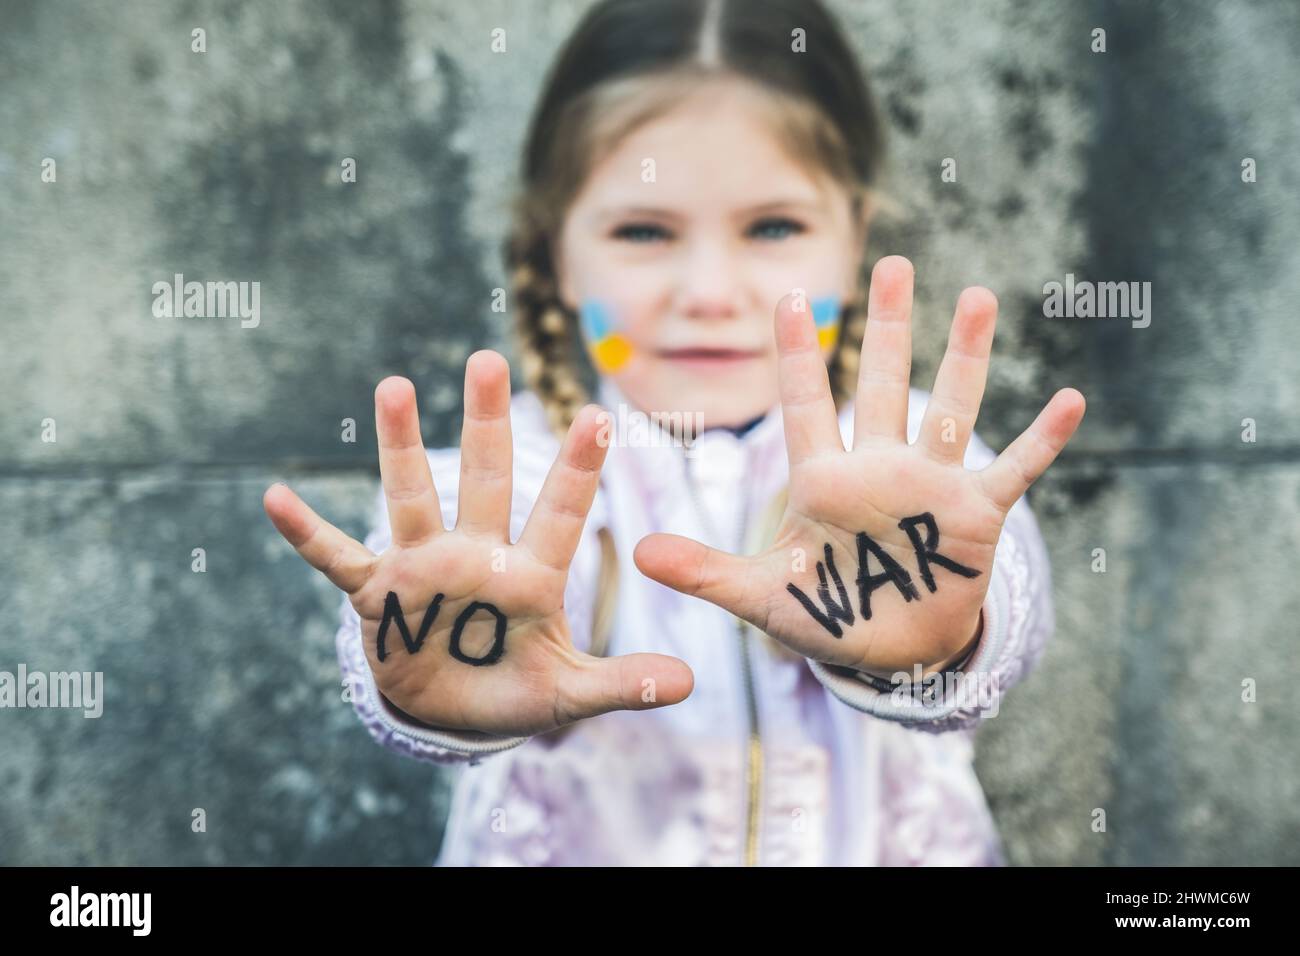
[1,0,1296,864]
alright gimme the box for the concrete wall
[1,0,1296,864]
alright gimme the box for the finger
[263,482,375,593]
[853,255,914,446]
[977,388,1087,512]
[633,532,758,621]
[455,350,514,539]
[519,403,609,572]
[918,286,998,463]
[375,376,443,546]
[554,652,694,724]
[775,293,844,468]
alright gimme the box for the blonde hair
[501,0,887,656]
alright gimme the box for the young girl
[263,0,1085,865]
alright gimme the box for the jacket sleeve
[805,399,1055,734]
[335,438,605,766]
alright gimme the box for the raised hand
[264,352,693,737]
[634,256,1086,681]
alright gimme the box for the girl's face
[556,77,869,431]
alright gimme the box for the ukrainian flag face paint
[580,299,634,374]
[811,295,841,351]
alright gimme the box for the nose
[676,235,742,320]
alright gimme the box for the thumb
[634,532,755,616]
[556,652,694,723]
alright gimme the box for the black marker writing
[787,511,981,637]
[376,591,509,666]
[377,591,444,662]
[449,601,508,667]
[898,512,981,592]
[786,543,854,637]
[855,528,919,620]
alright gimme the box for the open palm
[264,353,693,738]
[635,256,1086,680]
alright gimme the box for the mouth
[656,347,764,368]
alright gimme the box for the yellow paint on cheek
[579,300,634,374]
[590,334,633,373]
[811,295,841,352]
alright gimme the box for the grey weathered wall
[1,0,1297,865]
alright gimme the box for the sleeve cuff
[805,554,1011,732]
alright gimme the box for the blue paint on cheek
[811,295,841,329]
[579,300,613,341]
[810,295,842,349]
[578,299,633,373]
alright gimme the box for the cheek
[578,298,636,375]
[812,295,842,353]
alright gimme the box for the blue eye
[613,223,670,243]
[749,217,805,240]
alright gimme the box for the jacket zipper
[737,616,763,866]
[683,451,762,866]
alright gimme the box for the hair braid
[506,222,591,444]
[827,264,871,412]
